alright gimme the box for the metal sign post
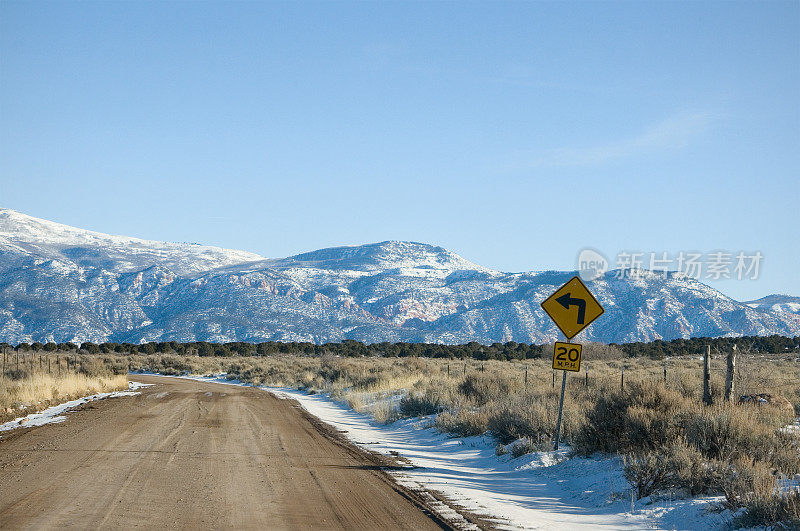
[553,366,568,450]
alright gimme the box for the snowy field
[158,373,748,530]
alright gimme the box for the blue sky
[1,1,798,300]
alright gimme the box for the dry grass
[1,352,129,423]
[575,378,799,525]
[121,352,799,438]
[119,350,799,526]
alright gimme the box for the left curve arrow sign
[555,293,586,324]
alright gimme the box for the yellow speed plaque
[552,341,582,372]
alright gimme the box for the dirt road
[0,375,446,530]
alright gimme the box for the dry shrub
[623,443,734,499]
[435,408,488,437]
[487,395,555,444]
[573,381,688,455]
[719,457,776,506]
[510,438,547,457]
[369,400,402,424]
[720,457,800,528]
[458,373,521,405]
[624,445,690,499]
[683,406,799,474]
[734,489,800,529]
[582,379,800,527]
[399,391,439,417]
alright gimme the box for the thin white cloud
[530,111,720,168]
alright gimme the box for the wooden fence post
[663,363,667,384]
[703,345,713,406]
[724,344,736,403]
[621,368,624,392]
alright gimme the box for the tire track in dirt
[0,375,455,530]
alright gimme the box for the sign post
[541,276,604,450]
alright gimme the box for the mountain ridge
[0,208,797,345]
[744,294,800,321]
[0,208,266,276]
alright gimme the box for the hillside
[1,208,798,345]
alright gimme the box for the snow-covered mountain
[1,208,798,345]
[745,294,800,313]
[745,294,800,323]
[0,209,265,276]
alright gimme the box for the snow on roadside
[0,381,150,434]
[268,387,740,531]
[149,373,741,530]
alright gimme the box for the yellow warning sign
[552,341,582,372]
[540,276,604,339]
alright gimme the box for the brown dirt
[0,375,451,530]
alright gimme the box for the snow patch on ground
[269,387,739,530]
[143,373,745,530]
[0,381,150,434]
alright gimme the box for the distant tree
[196,342,213,357]
[213,344,233,357]
[81,342,100,354]
[256,342,270,356]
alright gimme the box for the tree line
[3,339,542,360]
[612,334,800,358]
[2,334,799,360]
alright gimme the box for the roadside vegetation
[3,338,799,527]
[0,351,128,424]
[129,349,799,528]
